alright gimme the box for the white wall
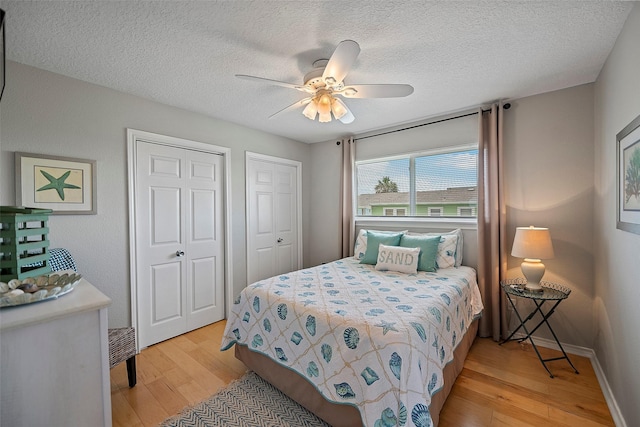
[594,4,640,427]
[354,114,478,161]
[503,83,596,348]
[308,138,344,265]
[0,61,312,328]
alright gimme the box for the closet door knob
[175,250,185,257]
[277,238,283,243]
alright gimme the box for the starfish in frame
[36,170,81,200]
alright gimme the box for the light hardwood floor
[110,321,614,427]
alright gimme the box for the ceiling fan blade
[337,104,355,124]
[339,84,414,98]
[268,97,313,119]
[322,40,360,85]
[236,74,309,92]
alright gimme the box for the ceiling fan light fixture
[236,40,413,124]
[240,40,413,124]
[302,100,318,120]
[317,93,333,115]
[331,97,348,120]
[318,110,332,123]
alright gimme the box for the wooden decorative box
[0,207,53,281]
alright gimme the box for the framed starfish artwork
[15,152,97,214]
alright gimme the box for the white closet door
[185,149,224,330]
[135,141,224,348]
[273,163,297,276]
[246,155,300,285]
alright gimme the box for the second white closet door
[247,156,299,285]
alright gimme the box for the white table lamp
[511,226,554,291]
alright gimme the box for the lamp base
[521,259,545,292]
[524,281,544,292]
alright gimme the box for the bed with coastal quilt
[221,229,483,427]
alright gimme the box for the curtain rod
[351,102,510,142]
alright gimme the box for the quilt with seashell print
[221,257,483,427]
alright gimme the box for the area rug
[159,371,331,427]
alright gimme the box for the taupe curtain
[340,137,356,258]
[477,103,508,340]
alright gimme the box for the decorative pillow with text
[375,244,420,274]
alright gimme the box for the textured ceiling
[0,1,634,143]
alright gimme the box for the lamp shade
[331,97,348,120]
[302,100,318,120]
[511,226,554,260]
[317,93,332,115]
[318,110,332,123]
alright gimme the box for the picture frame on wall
[616,113,640,235]
[1,8,6,102]
[15,152,97,215]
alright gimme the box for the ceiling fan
[236,40,414,124]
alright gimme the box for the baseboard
[513,333,627,427]
[588,351,627,427]
[513,333,591,357]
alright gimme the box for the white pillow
[353,229,407,260]
[407,229,464,267]
[435,234,458,269]
[375,244,420,274]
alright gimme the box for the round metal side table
[499,278,579,378]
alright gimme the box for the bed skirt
[235,318,479,427]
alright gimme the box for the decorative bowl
[0,272,83,308]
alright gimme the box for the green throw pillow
[360,231,403,265]
[400,234,440,272]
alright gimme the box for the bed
[221,229,483,427]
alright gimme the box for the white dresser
[0,279,112,427]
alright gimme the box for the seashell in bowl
[19,283,39,293]
[0,282,8,293]
[56,274,70,287]
[32,289,48,301]
[22,277,36,285]
[6,289,24,297]
[14,293,32,304]
[68,273,80,285]
[48,286,62,297]
[48,274,60,285]
[36,275,48,287]
[8,279,21,290]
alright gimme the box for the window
[383,208,406,216]
[457,207,475,217]
[428,207,443,216]
[356,146,478,218]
